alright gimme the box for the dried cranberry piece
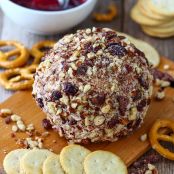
[137,99,147,112]
[132,118,142,129]
[125,64,133,73]
[63,82,78,96]
[138,76,149,90]
[83,42,93,54]
[131,89,142,102]
[104,31,117,41]
[91,93,106,106]
[93,45,102,53]
[117,96,129,116]
[81,138,90,144]
[69,119,77,125]
[107,43,127,56]
[4,116,12,124]
[51,90,62,101]
[152,68,174,83]
[77,64,88,75]
[107,117,119,129]
[134,47,145,57]
[36,98,44,108]
[42,119,52,130]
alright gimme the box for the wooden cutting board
[0,57,174,168]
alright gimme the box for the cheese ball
[32,28,153,143]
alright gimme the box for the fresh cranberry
[33,0,60,10]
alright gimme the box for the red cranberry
[33,0,60,11]
[107,43,127,56]
[63,82,78,96]
[42,119,52,130]
[105,31,117,41]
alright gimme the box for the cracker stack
[131,0,174,38]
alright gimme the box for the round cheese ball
[32,28,153,143]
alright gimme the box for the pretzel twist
[93,4,117,22]
[31,40,55,64]
[0,41,29,69]
[0,65,37,90]
[149,119,174,160]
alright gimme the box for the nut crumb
[12,125,18,132]
[155,91,165,100]
[163,64,170,70]
[140,133,147,142]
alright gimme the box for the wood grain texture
[0,0,174,173]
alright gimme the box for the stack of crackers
[131,0,174,38]
[3,145,127,174]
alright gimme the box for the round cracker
[138,0,168,21]
[143,25,174,34]
[21,149,53,174]
[142,26,174,38]
[84,150,127,174]
[3,149,29,174]
[43,154,64,174]
[149,0,174,17]
[130,5,166,26]
[117,32,160,67]
[60,145,91,174]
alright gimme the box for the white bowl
[0,0,97,35]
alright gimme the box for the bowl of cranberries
[0,0,97,34]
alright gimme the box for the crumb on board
[163,64,170,70]
[140,133,147,142]
[155,91,165,100]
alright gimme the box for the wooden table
[0,0,173,173]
